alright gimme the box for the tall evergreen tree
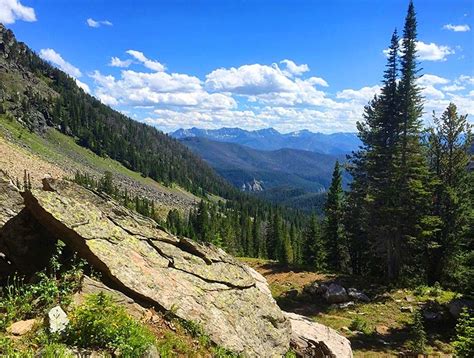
[427,103,473,285]
[303,214,326,270]
[324,161,350,272]
[394,0,437,281]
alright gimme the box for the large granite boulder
[23,178,291,356]
[285,312,353,357]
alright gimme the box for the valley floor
[241,258,458,357]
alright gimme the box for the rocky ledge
[0,174,353,357]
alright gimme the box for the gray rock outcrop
[285,312,353,357]
[23,178,291,356]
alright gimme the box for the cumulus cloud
[441,84,465,92]
[126,50,166,72]
[75,79,90,93]
[280,59,310,77]
[39,48,82,78]
[0,0,36,24]
[90,69,235,109]
[204,61,330,107]
[336,85,381,102]
[384,40,455,62]
[416,41,455,61]
[443,24,470,32]
[205,63,296,95]
[109,57,132,68]
[86,18,113,28]
[417,74,449,86]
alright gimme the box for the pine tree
[324,161,350,272]
[394,1,437,281]
[427,103,473,285]
[303,214,326,270]
[410,310,427,354]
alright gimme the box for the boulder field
[0,173,353,357]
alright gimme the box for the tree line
[319,1,473,293]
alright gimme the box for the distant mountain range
[179,137,350,211]
[171,127,361,155]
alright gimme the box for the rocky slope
[0,173,353,357]
[0,116,199,217]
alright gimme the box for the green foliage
[40,343,74,358]
[0,242,84,331]
[349,317,372,335]
[65,292,155,356]
[324,161,350,272]
[453,308,474,358]
[410,310,427,354]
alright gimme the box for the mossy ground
[240,258,459,357]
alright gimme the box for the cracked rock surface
[23,178,291,356]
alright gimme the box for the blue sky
[2,0,473,133]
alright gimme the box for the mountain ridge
[171,127,361,155]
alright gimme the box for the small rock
[324,283,349,304]
[341,326,351,333]
[7,319,37,336]
[141,345,160,358]
[448,299,474,319]
[375,325,389,335]
[285,289,298,299]
[48,306,69,333]
[405,296,414,302]
[338,301,355,309]
[302,281,327,296]
[347,288,370,302]
[423,311,440,321]
[400,306,414,313]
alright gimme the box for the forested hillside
[0,23,319,265]
[0,24,231,197]
[180,137,348,191]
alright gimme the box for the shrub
[65,292,156,356]
[0,242,84,330]
[410,310,427,354]
[452,308,474,358]
[349,317,372,335]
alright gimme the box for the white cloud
[75,79,90,93]
[0,0,36,24]
[457,75,474,85]
[109,57,132,68]
[441,84,465,92]
[280,59,309,77]
[39,48,82,78]
[126,50,166,72]
[90,69,236,109]
[383,40,455,62]
[86,18,113,28]
[422,85,445,100]
[204,61,329,107]
[417,74,449,86]
[336,85,381,102]
[415,41,455,61]
[443,24,470,32]
[205,63,296,95]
